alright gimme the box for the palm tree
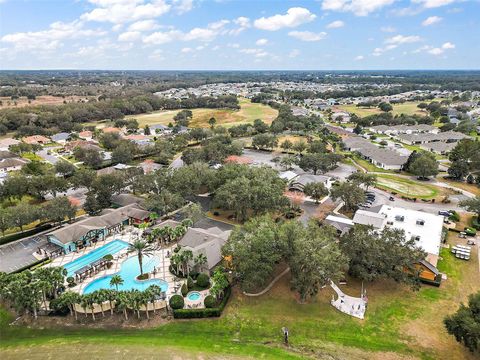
[159,225,174,244]
[145,285,162,315]
[116,291,129,320]
[94,290,107,317]
[127,239,155,276]
[180,250,194,277]
[149,212,159,225]
[109,274,124,291]
[170,253,182,275]
[60,291,81,320]
[105,289,116,316]
[181,218,193,228]
[194,253,208,273]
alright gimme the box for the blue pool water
[187,291,201,301]
[82,255,168,294]
[63,239,129,277]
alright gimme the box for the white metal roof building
[353,205,444,266]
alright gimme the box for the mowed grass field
[126,98,278,128]
[1,234,478,360]
[336,101,427,117]
[375,174,456,200]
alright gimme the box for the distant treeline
[0,95,238,136]
[1,70,480,98]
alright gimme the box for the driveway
[38,148,60,164]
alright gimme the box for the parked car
[438,210,451,217]
[467,239,476,245]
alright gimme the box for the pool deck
[47,227,182,297]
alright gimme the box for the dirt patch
[0,96,92,109]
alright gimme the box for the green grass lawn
[123,98,278,129]
[337,101,427,118]
[1,231,478,360]
[350,155,394,173]
[375,174,451,199]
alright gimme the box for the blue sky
[0,0,479,70]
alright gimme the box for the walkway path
[330,281,367,320]
[243,267,290,297]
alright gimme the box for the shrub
[449,211,461,222]
[196,273,210,288]
[471,216,480,230]
[187,276,194,290]
[66,276,76,288]
[0,223,53,246]
[169,294,185,310]
[103,254,113,261]
[181,283,188,297]
[204,295,216,308]
[464,227,477,236]
[48,298,69,316]
[173,286,231,319]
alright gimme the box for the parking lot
[0,235,48,273]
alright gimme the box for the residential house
[102,127,122,134]
[22,135,50,145]
[324,214,354,235]
[178,226,232,270]
[343,136,408,170]
[150,124,172,135]
[0,158,27,173]
[0,138,21,151]
[289,174,333,192]
[331,111,351,123]
[78,131,93,141]
[51,132,71,145]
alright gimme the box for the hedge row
[173,286,231,319]
[0,223,53,246]
[471,216,480,230]
[12,258,52,274]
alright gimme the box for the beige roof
[47,204,149,244]
[353,210,386,229]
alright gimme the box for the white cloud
[354,55,364,60]
[81,0,171,24]
[322,0,395,16]
[254,7,316,31]
[227,43,240,48]
[256,38,268,46]
[372,44,397,56]
[173,0,194,14]
[143,20,229,44]
[288,30,327,42]
[422,16,442,26]
[239,48,268,58]
[181,47,193,53]
[326,20,345,29]
[385,34,421,44]
[118,31,142,41]
[1,20,105,51]
[412,0,457,8]
[229,17,251,35]
[289,49,300,58]
[414,42,455,55]
[128,19,160,32]
[381,26,396,32]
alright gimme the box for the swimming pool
[187,291,201,301]
[63,239,129,277]
[82,255,168,294]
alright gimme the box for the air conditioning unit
[416,219,425,226]
[395,215,405,222]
